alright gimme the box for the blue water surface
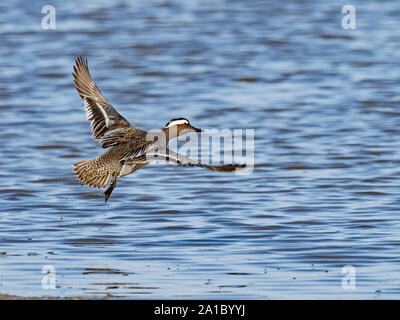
[1,0,400,299]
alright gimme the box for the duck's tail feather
[73,158,112,189]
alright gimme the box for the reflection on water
[1,0,400,299]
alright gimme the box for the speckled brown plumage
[73,139,149,189]
[72,56,245,201]
[72,56,151,192]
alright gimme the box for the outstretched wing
[146,147,246,172]
[73,56,134,148]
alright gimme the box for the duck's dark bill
[191,126,202,132]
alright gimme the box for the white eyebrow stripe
[166,119,188,128]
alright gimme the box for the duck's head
[162,118,202,140]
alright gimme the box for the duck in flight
[72,57,244,202]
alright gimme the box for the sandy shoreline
[0,293,94,300]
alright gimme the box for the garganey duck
[72,56,244,202]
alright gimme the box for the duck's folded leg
[104,173,117,202]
